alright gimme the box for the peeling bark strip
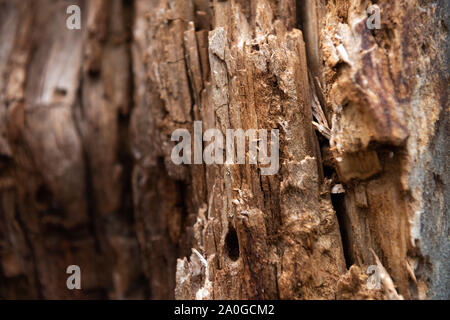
[0,0,448,300]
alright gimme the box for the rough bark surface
[0,0,447,299]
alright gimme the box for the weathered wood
[0,0,447,300]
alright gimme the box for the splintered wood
[0,0,447,300]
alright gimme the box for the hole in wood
[36,184,52,206]
[225,226,240,261]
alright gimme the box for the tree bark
[0,0,447,299]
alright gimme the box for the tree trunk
[0,0,447,299]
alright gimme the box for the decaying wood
[0,0,447,299]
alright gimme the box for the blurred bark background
[0,0,447,299]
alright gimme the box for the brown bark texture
[0,0,448,299]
